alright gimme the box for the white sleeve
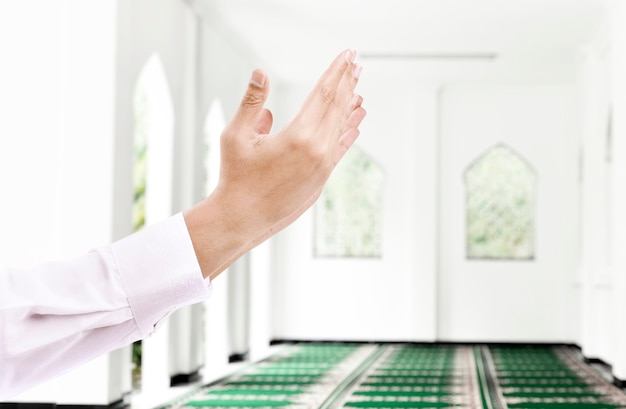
[0,213,211,399]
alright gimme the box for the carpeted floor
[159,344,626,409]
[487,346,626,409]
[336,345,481,409]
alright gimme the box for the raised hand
[185,50,366,280]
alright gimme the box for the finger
[334,128,361,165]
[229,69,270,133]
[297,49,357,128]
[346,94,364,120]
[255,108,274,135]
[317,92,364,145]
[336,63,362,113]
[346,105,367,130]
[315,63,363,145]
[333,104,366,164]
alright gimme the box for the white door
[437,84,580,342]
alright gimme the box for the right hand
[185,49,366,280]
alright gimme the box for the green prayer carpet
[487,345,626,409]
[340,345,480,409]
[161,343,626,409]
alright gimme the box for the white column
[2,0,123,405]
[203,274,231,380]
[168,4,204,384]
[579,42,612,361]
[142,323,172,393]
[609,0,626,381]
[248,241,272,361]
[228,256,251,359]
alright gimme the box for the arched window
[133,54,175,232]
[314,146,384,258]
[202,99,226,197]
[464,144,536,260]
[132,54,175,390]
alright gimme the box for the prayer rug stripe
[206,389,304,396]
[185,400,293,407]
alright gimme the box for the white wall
[0,2,115,267]
[270,52,585,344]
[0,0,120,404]
[578,1,626,381]
[271,79,439,342]
[438,84,581,342]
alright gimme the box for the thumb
[231,69,270,132]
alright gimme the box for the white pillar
[579,41,612,361]
[609,0,626,381]
[249,241,272,361]
[228,256,251,359]
[1,0,125,405]
[203,274,230,380]
[168,4,205,386]
[141,323,172,393]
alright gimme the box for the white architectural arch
[133,53,175,230]
[132,53,176,393]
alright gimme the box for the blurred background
[0,0,624,407]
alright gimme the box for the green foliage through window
[465,144,536,260]
[314,146,384,258]
[133,84,148,233]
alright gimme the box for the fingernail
[344,49,356,63]
[353,64,363,79]
[249,70,265,88]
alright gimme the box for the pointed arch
[132,54,175,232]
[464,144,536,260]
[202,99,226,197]
[314,145,385,258]
[131,54,175,391]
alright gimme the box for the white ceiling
[191,0,610,82]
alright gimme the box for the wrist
[183,189,253,281]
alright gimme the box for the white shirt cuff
[110,213,211,337]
